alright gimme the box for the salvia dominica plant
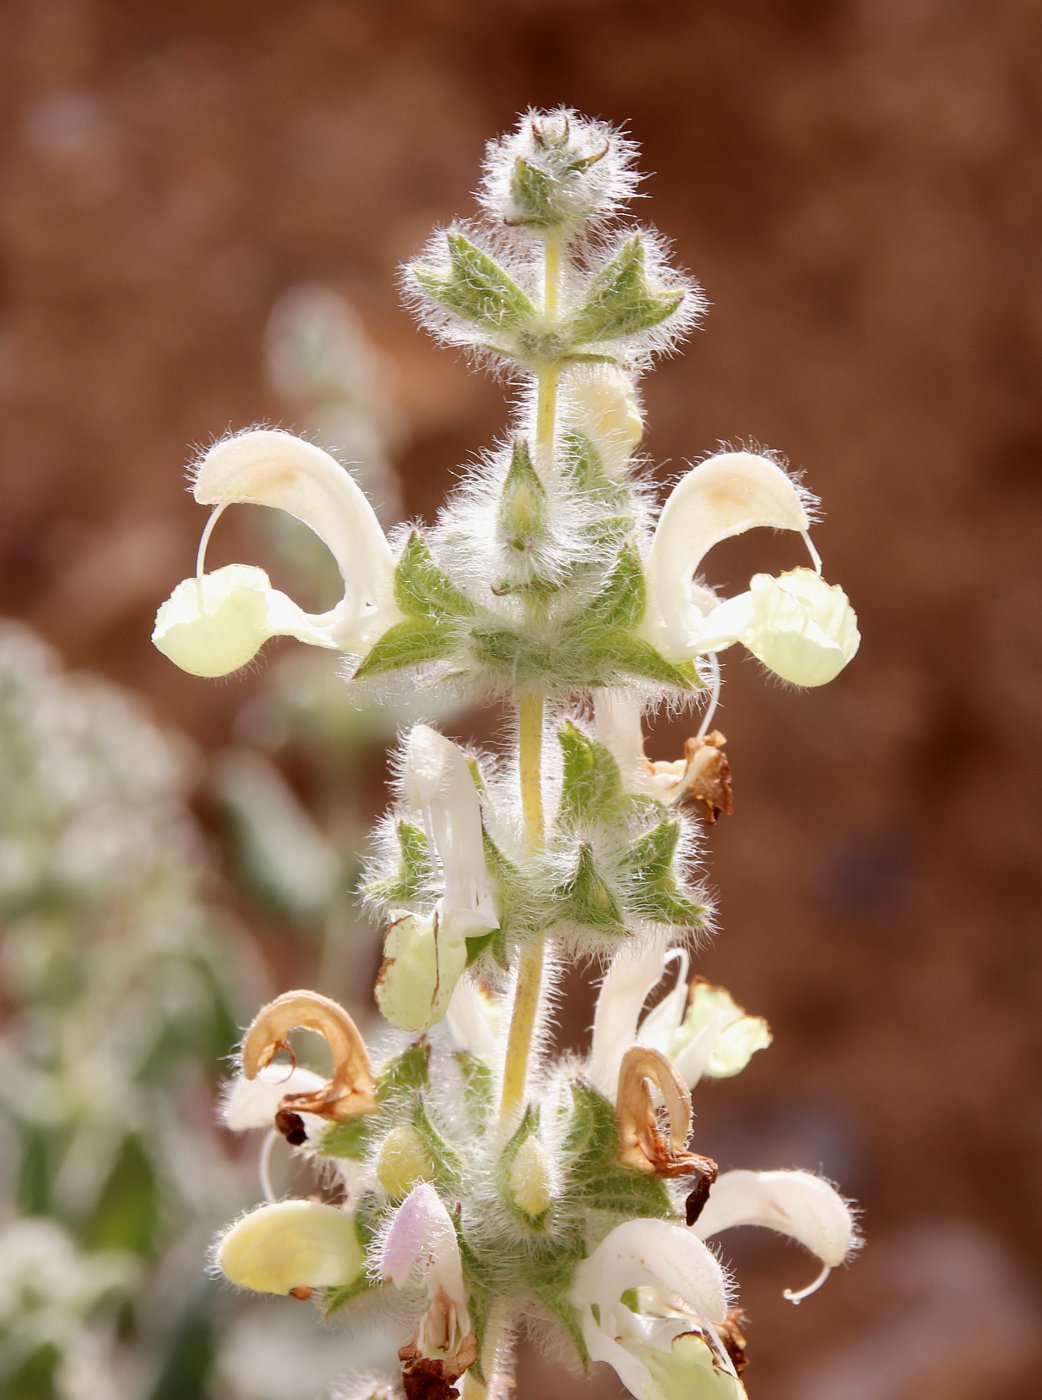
[153,110,861,1400]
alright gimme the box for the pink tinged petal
[380,1183,464,1306]
[643,452,812,660]
[692,1169,855,1299]
[221,1064,329,1131]
[573,1218,729,1326]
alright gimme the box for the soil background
[2,1,1041,1397]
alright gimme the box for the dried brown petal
[681,731,734,824]
[616,1046,712,1178]
[241,990,377,1121]
[398,1332,478,1400]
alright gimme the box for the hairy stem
[471,233,564,1400]
[499,693,545,1121]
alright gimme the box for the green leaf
[366,821,435,904]
[455,1051,494,1123]
[621,821,707,927]
[555,844,627,934]
[585,633,703,690]
[577,1166,673,1219]
[318,1115,375,1160]
[410,1096,462,1188]
[509,157,559,227]
[562,1082,672,1221]
[377,1040,431,1100]
[412,232,537,333]
[585,543,647,634]
[395,531,474,619]
[354,617,456,678]
[458,1232,495,1379]
[567,236,685,346]
[518,1236,591,1366]
[557,721,624,827]
[323,1197,385,1315]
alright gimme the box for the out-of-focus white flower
[216,1200,364,1296]
[693,1169,856,1303]
[570,1218,739,1400]
[642,451,858,685]
[589,938,770,1100]
[153,429,400,677]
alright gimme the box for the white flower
[589,938,770,1100]
[642,451,858,685]
[380,1184,475,1378]
[693,1168,857,1303]
[216,1199,364,1296]
[570,1218,739,1400]
[221,1062,328,1133]
[153,429,400,677]
[402,725,500,942]
[377,728,501,1032]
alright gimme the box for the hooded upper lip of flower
[588,935,770,1102]
[640,449,859,685]
[152,428,402,677]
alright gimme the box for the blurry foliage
[0,622,268,1399]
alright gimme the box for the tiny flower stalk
[154,109,862,1400]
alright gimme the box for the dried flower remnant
[154,109,860,1399]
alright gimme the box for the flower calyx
[241,990,377,1122]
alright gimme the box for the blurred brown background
[2,1,1041,1397]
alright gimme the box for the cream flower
[153,429,400,677]
[216,1199,364,1297]
[642,451,858,685]
[589,938,770,1100]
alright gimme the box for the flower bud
[506,1133,553,1221]
[375,913,468,1033]
[377,1125,435,1200]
